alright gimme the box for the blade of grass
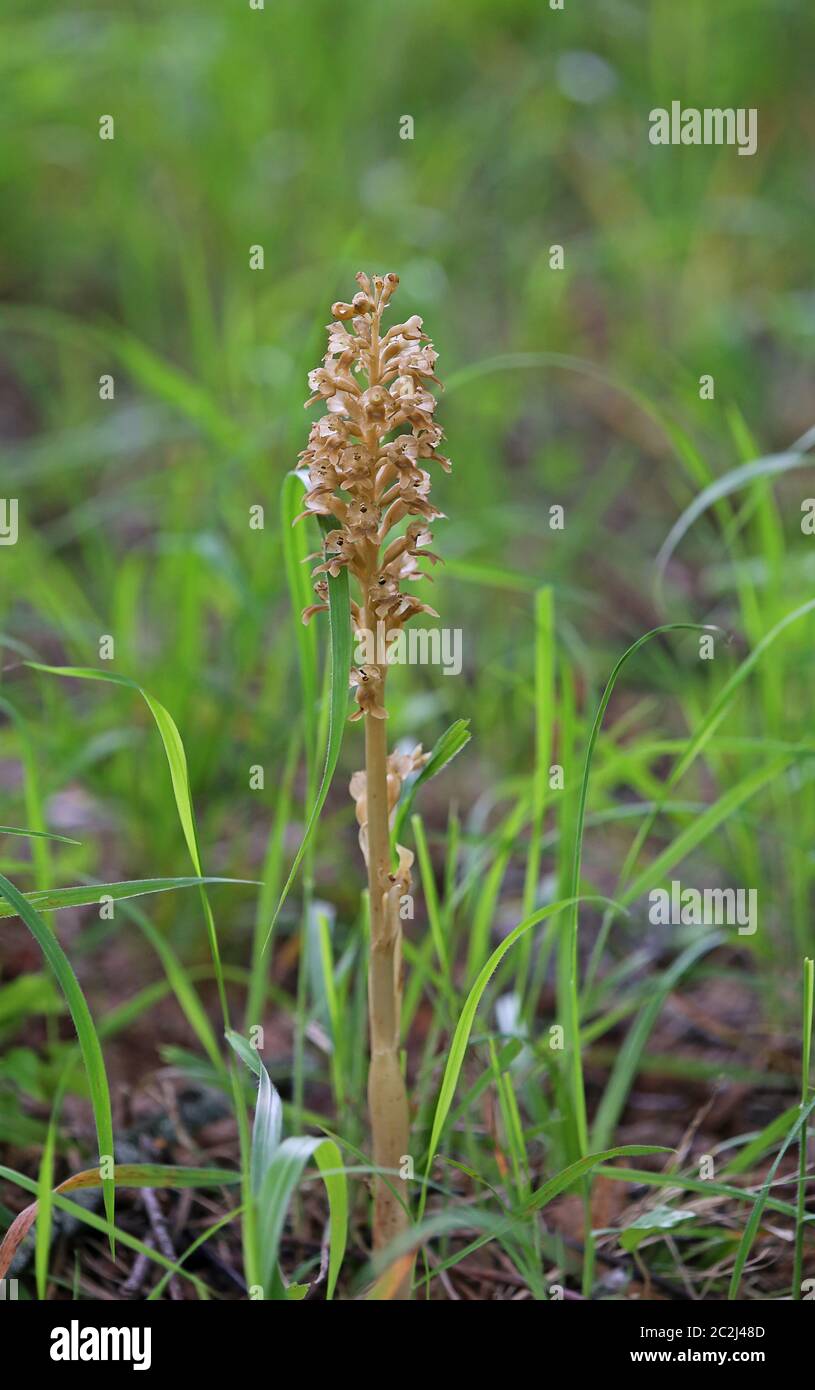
[411,813,450,987]
[614,599,815,898]
[391,718,471,849]
[595,1165,803,1220]
[316,909,346,1113]
[722,1107,800,1177]
[0,871,116,1244]
[446,351,712,496]
[35,1078,65,1300]
[227,1029,348,1299]
[0,826,80,845]
[524,1146,674,1214]
[0,875,254,920]
[655,426,815,584]
[388,1146,671,1290]
[121,899,224,1075]
[0,306,242,451]
[563,623,715,1163]
[520,586,554,1002]
[27,663,230,1027]
[418,894,626,1225]
[245,735,300,1031]
[465,791,530,980]
[0,1163,237,1284]
[728,1093,815,1299]
[225,1030,283,1198]
[591,932,724,1151]
[254,1137,347,1298]
[619,755,794,907]
[0,696,52,890]
[281,471,319,757]
[562,622,714,1297]
[793,956,814,1299]
[147,1205,243,1301]
[264,507,351,947]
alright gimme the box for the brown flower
[294,272,449,668]
[349,665,387,722]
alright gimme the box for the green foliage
[2,0,814,1302]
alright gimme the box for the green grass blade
[0,696,53,890]
[225,1028,263,1077]
[620,755,794,907]
[520,586,555,998]
[28,665,202,866]
[122,899,223,1074]
[392,718,472,848]
[419,894,626,1224]
[399,1147,671,1287]
[465,792,530,980]
[596,1165,802,1220]
[0,826,80,845]
[728,1094,815,1299]
[35,1096,60,1300]
[281,471,319,755]
[655,428,815,582]
[265,513,351,947]
[225,1030,283,1197]
[722,1107,799,1177]
[246,736,300,1031]
[562,622,716,1297]
[563,623,714,1161]
[147,1206,243,1301]
[411,813,450,984]
[524,1146,673,1214]
[27,663,230,1026]
[316,909,346,1112]
[591,933,724,1150]
[0,1163,237,1291]
[0,875,254,921]
[227,1028,346,1297]
[257,1136,347,1299]
[615,599,815,895]
[314,1139,348,1301]
[0,871,116,1243]
[794,956,814,1299]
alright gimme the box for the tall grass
[2,0,814,1301]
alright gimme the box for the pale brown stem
[365,704,410,1285]
[362,288,411,1296]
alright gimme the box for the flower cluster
[296,271,449,721]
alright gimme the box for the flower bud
[380,272,400,304]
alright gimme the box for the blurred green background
[2,0,815,1158]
